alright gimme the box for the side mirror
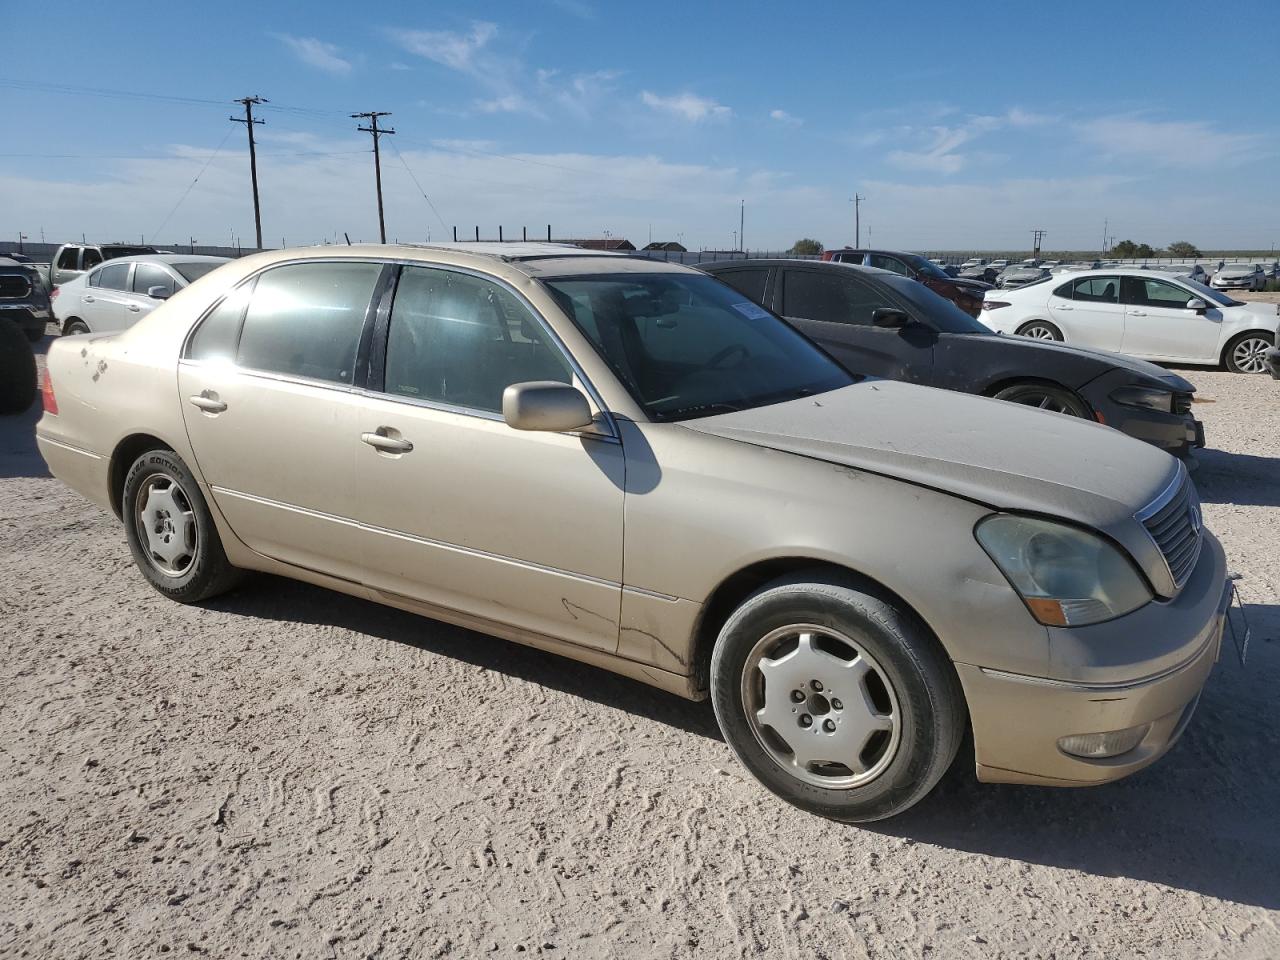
[1185,297,1207,313]
[503,381,594,432]
[872,308,911,329]
[147,285,171,300]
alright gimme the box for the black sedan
[701,259,1204,459]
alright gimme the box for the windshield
[902,254,951,280]
[173,261,225,283]
[1180,278,1245,307]
[877,274,993,334]
[544,273,852,422]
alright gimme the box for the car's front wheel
[1016,320,1063,341]
[992,381,1090,418]
[1224,331,1275,374]
[710,573,965,822]
[122,448,243,603]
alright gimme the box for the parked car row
[35,242,1235,823]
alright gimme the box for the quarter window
[133,263,175,297]
[1070,276,1119,303]
[383,266,571,413]
[236,261,382,384]
[187,283,253,363]
[56,248,79,270]
[782,269,890,326]
[96,263,130,291]
[82,248,103,270]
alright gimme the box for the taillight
[50,287,60,300]
[982,301,1011,311]
[41,368,58,415]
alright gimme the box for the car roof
[700,257,898,277]
[92,254,232,266]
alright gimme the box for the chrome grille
[0,274,31,299]
[1138,470,1202,591]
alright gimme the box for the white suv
[981,269,1279,373]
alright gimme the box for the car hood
[948,276,993,293]
[980,332,1196,391]
[681,378,1177,531]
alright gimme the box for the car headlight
[975,515,1152,627]
[1109,385,1174,413]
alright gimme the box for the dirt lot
[1,340,1277,959]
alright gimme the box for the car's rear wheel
[992,381,1091,418]
[63,319,90,336]
[1016,320,1063,341]
[1224,332,1274,374]
[710,573,965,822]
[0,319,37,415]
[122,448,242,603]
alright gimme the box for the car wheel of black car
[992,382,1090,418]
[122,448,243,603]
[63,319,90,336]
[1223,331,1275,375]
[0,319,38,415]
[1016,320,1063,341]
[710,572,966,823]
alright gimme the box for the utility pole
[231,96,267,250]
[739,199,745,253]
[1031,228,1046,258]
[352,111,395,243]
[1101,218,1108,256]
[850,194,864,247]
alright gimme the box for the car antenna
[344,232,351,246]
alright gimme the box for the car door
[178,259,387,583]
[1118,275,1222,362]
[1047,275,1124,351]
[777,266,933,381]
[349,264,625,653]
[125,262,177,325]
[81,262,132,331]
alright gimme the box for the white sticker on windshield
[731,301,771,320]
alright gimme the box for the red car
[821,248,992,317]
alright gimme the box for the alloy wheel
[1020,324,1058,340]
[742,624,901,789]
[1233,337,1271,374]
[133,474,199,577]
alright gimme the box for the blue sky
[4,0,1278,252]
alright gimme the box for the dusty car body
[36,244,1232,821]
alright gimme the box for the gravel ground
[1,336,1277,959]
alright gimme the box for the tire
[1016,319,1063,341]
[0,320,37,415]
[709,573,965,823]
[63,319,90,336]
[1223,331,1275,375]
[992,381,1091,418]
[121,448,243,603]
[24,326,44,343]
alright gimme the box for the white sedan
[981,269,1279,373]
[53,255,229,334]
[1211,263,1265,292]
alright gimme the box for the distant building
[641,241,687,252]
[555,238,637,251]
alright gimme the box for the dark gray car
[0,256,52,342]
[702,258,1204,459]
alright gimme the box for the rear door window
[712,268,770,305]
[236,261,383,385]
[1121,276,1193,308]
[867,254,910,276]
[781,269,889,325]
[81,248,103,270]
[56,248,79,270]
[96,263,130,291]
[1070,276,1119,303]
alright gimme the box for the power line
[387,139,447,230]
[232,96,268,249]
[149,127,234,242]
[352,111,395,243]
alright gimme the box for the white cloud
[640,91,732,123]
[770,109,801,126]
[391,21,497,74]
[274,34,352,75]
[1076,115,1267,167]
[878,108,1054,175]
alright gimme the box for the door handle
[127,303,141,312]
[361,430,413,454]
[1128,310,1147,317]
[82,295,95,303]
[188,394,227,413]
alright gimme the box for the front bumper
[1086,388,1204,457]
[0,302,51,336]
[1265,347,1280,380]
[958,532,1230,786]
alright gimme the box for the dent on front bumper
[957,532,1230,786]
